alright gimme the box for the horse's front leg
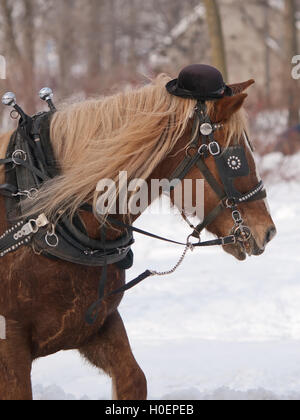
[0,319,33,400]
[79,310,147,400]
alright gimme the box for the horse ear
[228,79,255,95]
[215,93,248,121]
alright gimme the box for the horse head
[159,78,276,261]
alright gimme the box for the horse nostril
[265,226,277,244]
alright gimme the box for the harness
[0,91,267,324]
[0,106,134,269]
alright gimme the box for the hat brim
[166,79,233,101]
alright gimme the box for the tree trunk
[87,0,103,81]
[0,0,22,62]
[129,0,138,72]
[22,0,36,113]
[285,0,299,126]
[203,0,228,81]
[108,0,118,69]
[57,0,74,98]
[264,2,271,106]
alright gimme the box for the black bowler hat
[166,64,233,101]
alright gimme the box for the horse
[0,74,276,400]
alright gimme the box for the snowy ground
[32,178,300,400]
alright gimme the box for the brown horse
[0,75,276,400]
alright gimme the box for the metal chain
[150,238,194,277]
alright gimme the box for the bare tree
[22,0,36,112]
[203,0,228,80]
[85,0,103,93]
[263,1,271,105]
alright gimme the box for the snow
[259,152,300,181]
[253,110,288,138]
[31,180,300,400]
[268,0,284,11]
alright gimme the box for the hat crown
[177,64,225,95]
[166,63,232,101]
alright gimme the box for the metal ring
[10,110,19,120]
[12,150,27,165]
[45,224,59,248]
[186,235,195,251]
[45,232,59,248]
[233,226,252,243]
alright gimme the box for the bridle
[168,100,266,248]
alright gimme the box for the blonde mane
[24,74,247,221]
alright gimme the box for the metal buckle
[208,141,221,156]
[222,235,236,246]
[24,220,39,235]
[198,144,208,156]
[12,150,27,165]
[12,214,49,240]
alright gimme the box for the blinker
[217,146,250,179]
[215,146,250,201]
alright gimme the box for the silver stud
[39,87,53,102]
[2,92,16,107]
[200,123,213,136]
